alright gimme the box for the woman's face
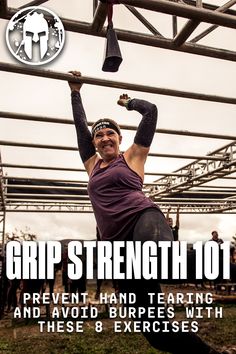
[93,128,122,161]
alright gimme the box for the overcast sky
[0,0,236,243]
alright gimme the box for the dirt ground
[0,273,235,354]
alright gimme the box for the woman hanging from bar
[68,71,232,354]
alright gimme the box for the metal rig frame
[0,0,236,248]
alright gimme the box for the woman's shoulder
[85,154,100,176]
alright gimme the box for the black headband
[92,120,121,138]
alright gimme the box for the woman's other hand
[117,93,130,107]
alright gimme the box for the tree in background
[6,226,37,241]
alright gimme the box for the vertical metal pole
[93,0,99,15]
[0,149,6,319]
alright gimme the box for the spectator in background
[210,230,224,245]
[166,207,180,241]
[230,247,236,264]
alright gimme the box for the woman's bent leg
[120,208,217,354]
[119,278,214,354]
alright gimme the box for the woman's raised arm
[68,71,96,171]
[118,94,158,179]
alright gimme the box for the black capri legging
[118,208,213,354]
[133,207,173,242]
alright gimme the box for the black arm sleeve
[127,99,158,147]
[71,91,96,163]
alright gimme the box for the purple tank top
[87,154,158,241]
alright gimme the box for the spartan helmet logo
[23,12,49,60]
[6,6,65,65]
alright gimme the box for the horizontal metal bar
[223,175,236,179]
[118,171,173,178]
[5,202,235,208]
[1,111,236,141]
[62,19,236,62]
[154,197,236,201]
[4,210,236,214]
[4,200,236,207]
[0,163,184,177]
[0,140,226,160]
[119,0,236,29]
[63,14,236,62]
[6,198,91,204]
[5,181,161,188]
[0,140,78,151]
[190,0,236,44]
[158,202,236,206]
[5,184,87,190]
[60,16,236,62]
[6,197,236,203]
[4,209,93,213]
[4,205,236,214]
[173,190,236,195]
[1,62,236,104]
[4,8,236,62]
[191,185,236,189]
[148,184,236,189]
[0,111,73,125]
[5,176,88,184]
[183,0,236,15]
[157,129,236,140]
[5,210,236,214]
[5,193,90,199]
[6,179,235,190]
[1,163,85,173]
[173,0,236,47]
[148,152,225,161]
[6,203,92,208]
